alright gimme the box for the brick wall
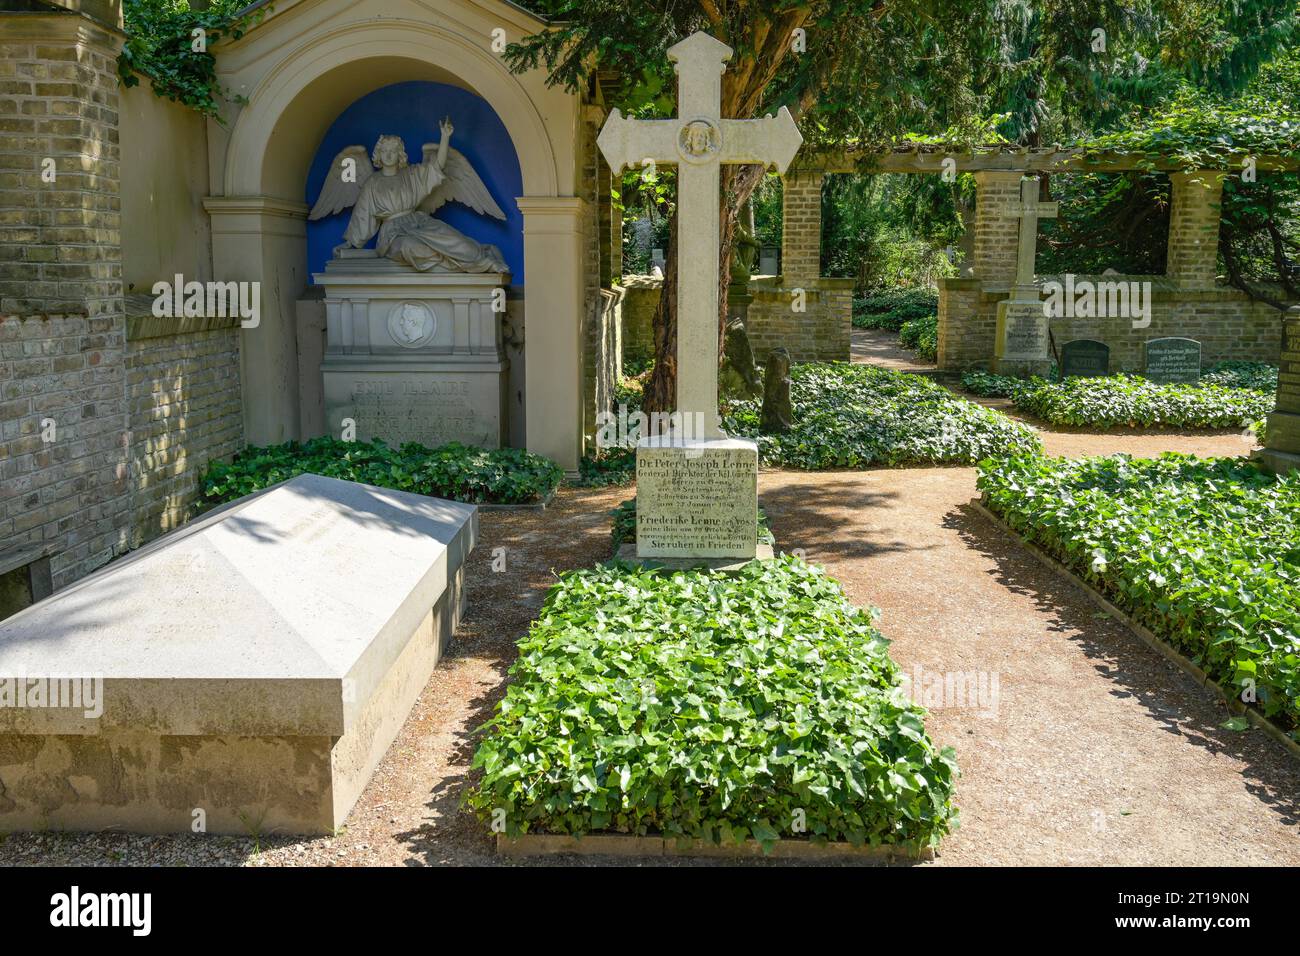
[938,274,1286,372]
[0,6,244,597]
[617,274,851,367]
[747,277,853,362]
[125,304,242,547]
[0,312,130,588]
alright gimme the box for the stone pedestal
[1256,307,1300,476]
[994,296,1052,376]
[635,436,758,560]
[315,255,508,448]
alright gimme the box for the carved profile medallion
[387,301,436,348]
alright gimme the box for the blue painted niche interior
[305,80,524,284]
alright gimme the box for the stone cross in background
[597,31,802,437]
[994,175,1059,376]
[1009,176,1058,292]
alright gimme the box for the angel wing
[418,145,506,220]
[308,145,373,220]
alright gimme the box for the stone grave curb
[971,501,1300,761]
[496,832,933,862]
[474,487,558,512]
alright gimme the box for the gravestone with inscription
[317,258,508,447]
[1060,339,1111,378]
[1144,337,1202,384]
[598,32,802,563]
[994,176,1058,376]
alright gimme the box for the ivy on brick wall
[118,0,269,117]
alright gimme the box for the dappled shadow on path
[944,500,1300,828]
[760,471,937,564]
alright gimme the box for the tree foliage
[118,0,266,117]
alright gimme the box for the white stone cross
[1009,176,1058,292]
[597,32,803,437]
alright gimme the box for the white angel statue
[309,118,509,274]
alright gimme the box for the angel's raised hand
[439,116,454,139]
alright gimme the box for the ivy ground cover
[962,366,1276,430]
[979,454,1300,733]
[725,363,1041,468]
[202,437,564,506]
[466,557,959,849]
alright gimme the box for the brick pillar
[1166,171,1225,288]
[781,171,823,283]
[1258,306,1300,474]
[0,3,130,589]
[970,171,1022,283]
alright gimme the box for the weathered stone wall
[617,274,852,366]
[620,274,659,363]
[125,303,243,548]
[938,275,1286,371]
[119,79,212,294]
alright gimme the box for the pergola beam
[799,146,1299,176]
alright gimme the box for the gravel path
[0,416,1289,866]
[851,327,937,373]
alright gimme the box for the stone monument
[597,32,802,563]
[311,120,510,447]
[0,474,476,834]
[993,176,1058,376]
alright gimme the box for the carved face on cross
[597,32,803,437]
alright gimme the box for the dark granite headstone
[1060,339,1110,378]
[1144,337,1202,384]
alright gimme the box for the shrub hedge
[201,437,563,506]
[899,315,938,361]
[979,454,1300,733]
[851,288,938,331]
[466,556,959,848]
[725,364,1042,468]
[961,369,1275,429]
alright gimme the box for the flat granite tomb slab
[0,474,476,835]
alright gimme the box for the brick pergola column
[781,170,823,283]
[970,170,1023,283]
[1258,306,1300,474]
[1166,170,1225,288]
